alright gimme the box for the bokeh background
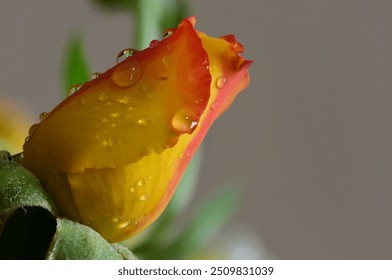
[1,0,391,259]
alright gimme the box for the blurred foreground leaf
[134,186,240,259]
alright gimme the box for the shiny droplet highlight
[149,39,159,48]
[162,28,175,38]
[137,116,151,126]
[67,84,81,96]
[90,72,101,80]
[111,60,143,87]
[172,111,198,133]
[216,76,226,89]
[211,102,218,110]
[39,112,48,121]
[116,48,138,64]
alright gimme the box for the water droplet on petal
[102,136,117,147]
[136,179,146,188]
[67,84,81,96]
[39,112,48,121]
[194,98,203,105]
[162,28,175,38]
[112,216,122,223]
[134,220,138,225]
[172,112,198,133]
[211,102,218,110]
[162,55,173,66]
[99,92,109,102]
[137,116,151,126]
[216,76,226,89]
[29,124,38,136]
[111,60,143,87]
[139,194,148,201]
[118,95,132,104]
[110,112,120,118]
[116,48,138,64]
[118,220,131,229]
[149,39,160,48]
[90,72,101,80]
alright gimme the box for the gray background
[1,1,391,259]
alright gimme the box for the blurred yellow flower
[0,96,32,155]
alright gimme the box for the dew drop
[139,194,148,201]
[136,179,146,188]
[149,39,159,48]
[118,220,131,229]
[102,136,117,147]
[110,112,120,118]
[172,112,198,133]
[111,60,143,87]
[116,48,138,64]
[162,28,175,38]
[39,112,48,121]
[137,116,151,126]
[67,84,81,96]
[194,98,203,105]
[211,102,218,110]
[216,76,226,89]
[129,187,136,193]
[98,92,109,102]
[28,124,38,136]
[134,220,138,225]
[162,56,173,66]
[90,72,101,80]
[112,216,122,223]
[118,95,132,104]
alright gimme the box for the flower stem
[134,0,164,49]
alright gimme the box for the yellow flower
[23,17,252,242]
[0,96,32,155]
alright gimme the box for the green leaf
[135,186,240,259]
[62,35,90,98]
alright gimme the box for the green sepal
[46,219,134,260]
[0,157,56,216]
[0,155,136,260]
